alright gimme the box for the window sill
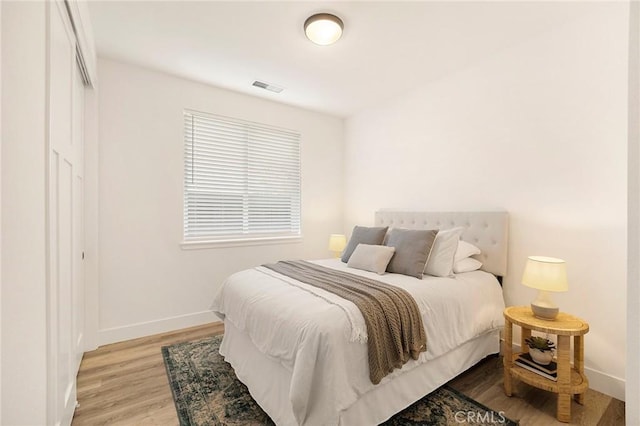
[181,235,303,250]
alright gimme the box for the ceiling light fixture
[252,80,284,93]
[304,13,343,46]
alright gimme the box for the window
[183,110,301,244]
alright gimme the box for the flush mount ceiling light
[304,13,343,46]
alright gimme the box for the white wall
[1,2,48,423]
[627,1,639,422]
[344,5,628,399]
[97,58,344,344]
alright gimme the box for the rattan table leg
[503,320,513,397]
[556,335,571,422]
[520,327,531,354]
[557,393,571,423]
[574,335,585,404]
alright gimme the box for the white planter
[529,348,553,365]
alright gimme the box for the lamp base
[530,290,560,320]
[531,303,559,320]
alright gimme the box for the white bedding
[211,258,505,426]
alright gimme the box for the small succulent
[525,336,555,352]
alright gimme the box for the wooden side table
[503,306,589,423]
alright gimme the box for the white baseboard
[584,366,626,401]
[507,341,625,401]
[98,310,220,346]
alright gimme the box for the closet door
[48,1,85,424]
[72,45,86,374]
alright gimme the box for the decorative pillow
[424,227,464,277]
[347,244,396,275]
[453,257,483,273]
[341,226,388,263]
[454,240,481,263]
[384,228,438,279]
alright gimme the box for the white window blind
[184,110,301,242]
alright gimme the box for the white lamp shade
[304,13,343,45]
[328,234,347,253]
[522,256,568,292]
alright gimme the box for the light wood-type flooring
[73,322,625,426]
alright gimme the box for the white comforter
[211,259,505,425]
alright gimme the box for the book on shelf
[514,354,558,381]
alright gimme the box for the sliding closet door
[48,1,85,424]
[72,46,86,374]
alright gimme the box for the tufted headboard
[374,210,509,278]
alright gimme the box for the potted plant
[525,336,556,365]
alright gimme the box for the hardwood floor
[73,323,624,425]
[73,323,223,426]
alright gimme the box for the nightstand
[503,306,589,423]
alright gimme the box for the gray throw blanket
[263,260,427,385]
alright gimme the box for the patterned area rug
[162,335,517,425]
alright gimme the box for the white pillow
[453,257,483,273]
[347,244,395,275]
[454,240,481,263]
[424,227,464,277]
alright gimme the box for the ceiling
[88,1,593,118]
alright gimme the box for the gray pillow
[341,226,388,263]
[384,228,438,279]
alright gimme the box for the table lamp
[328,234,346,258]
[522,256,568,320]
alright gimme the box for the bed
[211,211,509,425]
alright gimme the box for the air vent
[252,80,284,93]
